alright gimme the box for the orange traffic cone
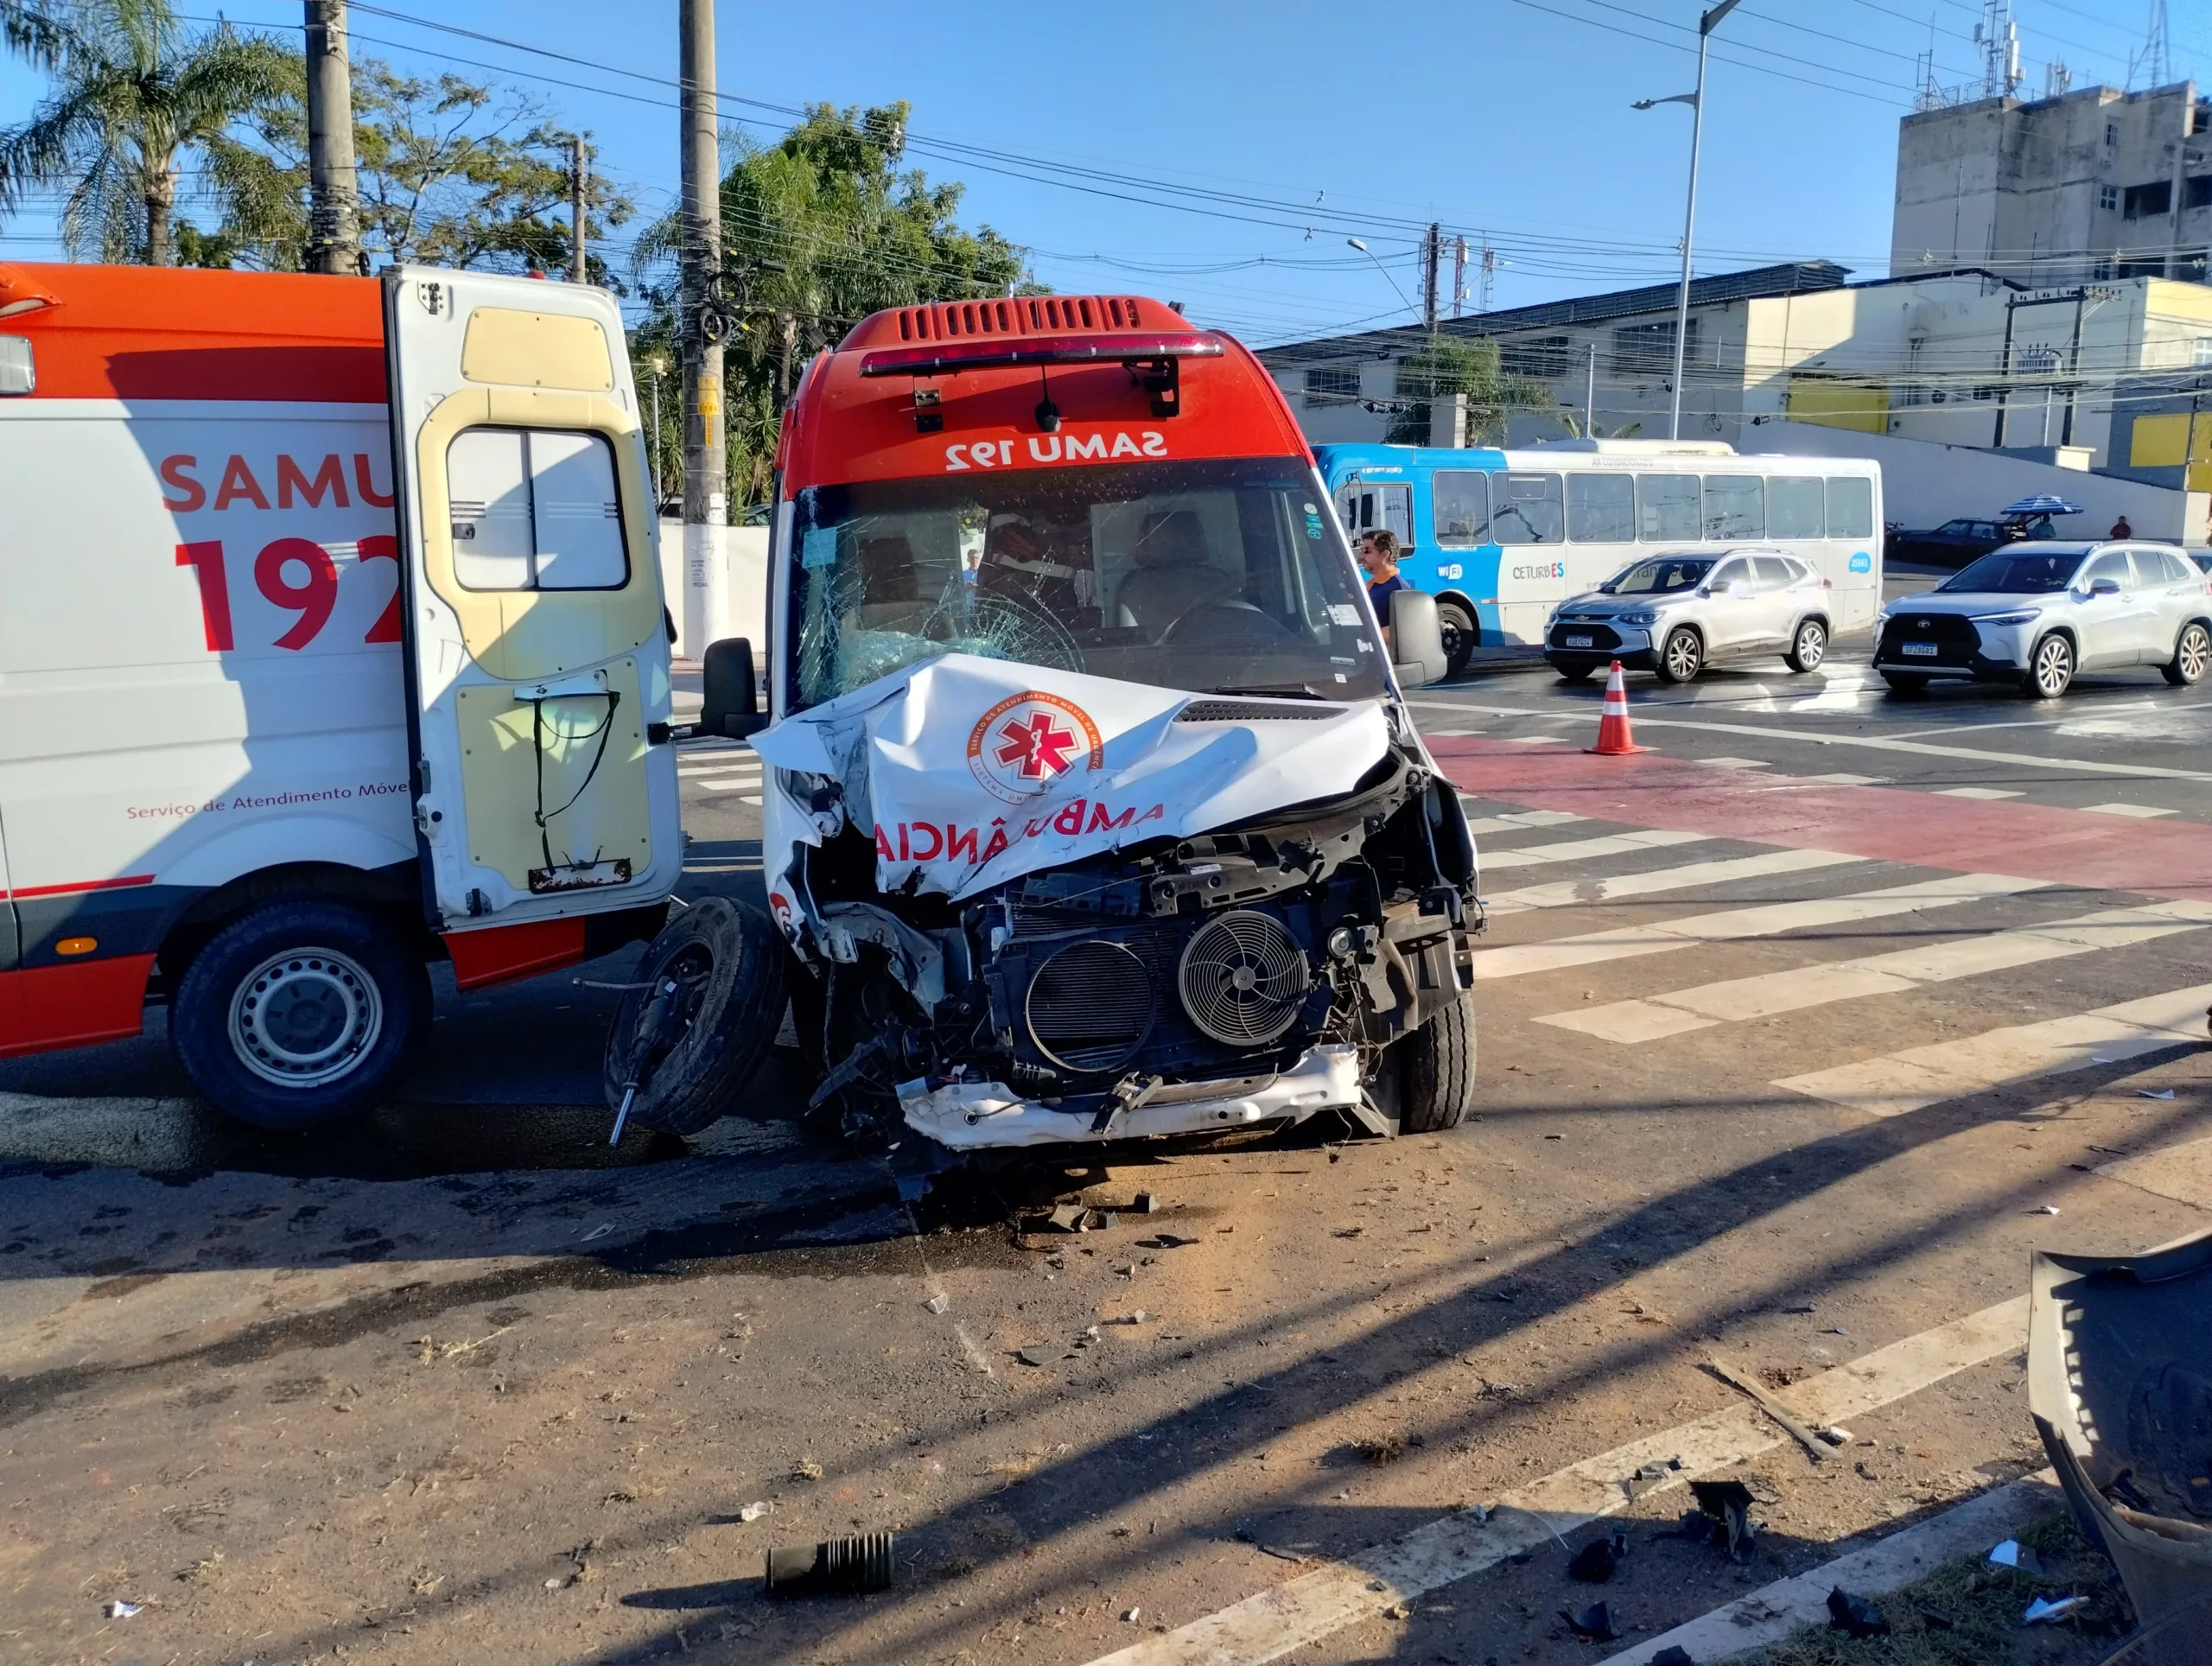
[1586,660,1646,755]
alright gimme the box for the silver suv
[1544,549,1833,684]
[1873,541,2212,699]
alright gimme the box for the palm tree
[0,0,295,265]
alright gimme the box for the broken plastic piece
[2023,1594,2086,1624]
[738,1501,772,1523]
[1565,1527,1627,1583]
[925,1293,950,1315]
[1016,1346,1054,1367]
[103,1600,141,1620]
[1046,1204,1085,1232]
[2029,1204,2062,1216]
[1826,1587,1889,1638]
[1651,1649,1697,1666]
[1122,1606,1141,1623]
[1135,1192,1160,1213]
[1817,1426,1853,1446]
[1988,1538,2044,1575]
[2139,1088,2177,1100]
[1556,1601,1618,1642]
[1093,1210,1119,1231]
[765,1532,895,1596]
[1688,1479,1758,1562]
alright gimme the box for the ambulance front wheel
[170,900,431,1131]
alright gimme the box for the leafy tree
[1554,407,1643,440]
[632,100,1036,504]
[0,0,294,264]
[1385,334,1555,446]
[190,62,632,280]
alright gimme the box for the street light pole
[1638,0,1739,441]
[678,0,725,659]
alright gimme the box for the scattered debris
[765,1531,896,1596]
[1015,1347,1055,1368]
[1650,1649,1696,1666]
[579,1223,615,1242]
[1688,1480,1758,1562]
[1913,1604,1955,1631]
[1987,1538,2044,1575]
[738,1502,772,1523]
[1730,1597,1787,1626]
[1134,1192,1160,1213]
[543,1576,564,1590]
[1816,1426,1853,1447]
[925,1294,950,1315]
[1046,1205,1086,1233]
[1332,1226,1364,1239]
[103,1600,142,1620]
[2024,1594,2087,1624]
[1567,1528,1627,1583]
[2028,1204,2062,1215]
[1119,1310,1153,1325]
[177,1551,224,1586]
[1556,1601,1618,1642]
[1122,1606,1141,1623]
[1092,1210,1119,1231]
[1821,1326,1851,1337]
[1626,1459,1681,1501]
[791,1459,823,1482]
[1143,1233,1197,1249]
[1232,1528,1302,1563]
[2139,1088,2176,1101]
[1476,1379,1522,1401]
[1704,1356,1828,1463]
[1826,1587,1890,1638]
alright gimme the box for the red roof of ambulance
[0,262,385,402]
[779,294,1308,493]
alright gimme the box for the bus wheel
[1436,599,1478,678]
[170,900,430,1131]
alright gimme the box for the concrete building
[1892,79,2212,289]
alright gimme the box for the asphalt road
[5,588,2211,1664]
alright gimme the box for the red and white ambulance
[0,262,682,1128]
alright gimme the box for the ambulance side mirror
[1389,590,1448,689]
[702,636,766,738]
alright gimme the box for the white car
[1872,542,2212,699]
[1544,548,1834,684]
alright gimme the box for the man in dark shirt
[1360,530,1407,648]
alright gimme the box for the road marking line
[1935,786,2024,799]
[1775,981,2212,1117]
[1481,829,1710,871]
[1605,1472,2062,1664]
[1425,727,1484,736]
[1409,697,2212,784]
[1473,872,2048,980]
[679,765,762,779]
[1799,773,1889,785]
[1078,1299,2028,1666]
[696,777,763,793]
[740,794,763,805]
[1503,734,1573,745]
[2082,802,2177,817]
[1462,809,1590,836]
[1696,756,1771,769]
[1484,848,1866,918]
[2095,1134,2212,1209]
[1540,900,2212,1041]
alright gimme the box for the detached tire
[602,896,788,1136]
[1397,989,1478,1134]
[169,900,430,1132]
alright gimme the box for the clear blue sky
[0,0,2199,346]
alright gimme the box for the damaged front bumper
[896,1044,1365,1149]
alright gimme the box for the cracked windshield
[788,458,1389,708]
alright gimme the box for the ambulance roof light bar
[857,333,1224,379]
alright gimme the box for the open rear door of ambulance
[383,268,679,951]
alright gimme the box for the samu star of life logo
[966,691,1105,806]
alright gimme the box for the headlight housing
[1970,610,2040,627]
[1616,608,1658,626]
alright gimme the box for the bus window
[1567,473,1634,542]
[1768,476,1825,539]
[1826,475,1874,539]
[1637,474,1700,540]
[1433,469,1491,544]
[1491,473,1563,544]
[1335,481,1413,548]
[1703,475,1764,540]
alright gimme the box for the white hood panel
[752,653,1391,902]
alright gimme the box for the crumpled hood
[752,653,1392,901]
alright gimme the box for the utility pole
[1641,0,1741,440]
[569,136,587,284]
[678,0,726,659]
[1586,341,1598,437]
[1421,222,1440,331]
[303,1,359,275]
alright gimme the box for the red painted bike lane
[1427,736,2212,903]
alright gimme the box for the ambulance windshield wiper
[1209,684,1325,700]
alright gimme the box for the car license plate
[1564,634,1593,648]
[1901,642,1938,658]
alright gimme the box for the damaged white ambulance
[633,296,1480,1152]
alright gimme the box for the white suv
[1873,541,2212,698]
[1544,549,1834,684]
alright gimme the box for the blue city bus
[1313,440,1883,677]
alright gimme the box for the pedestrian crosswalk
[677,737,763,806]
[1464,792,2211,1121]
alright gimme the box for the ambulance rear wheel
[171,900,430,1131]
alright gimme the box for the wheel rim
[2182,626,2210,681]
[2035,637,2071,695]
[1439,618,1466,663]
[1796,623,1826,668]
[1666,632,1700,679]
[228,946,384,1089]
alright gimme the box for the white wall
[654,520,769,662]
[1747,419,2210,542]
